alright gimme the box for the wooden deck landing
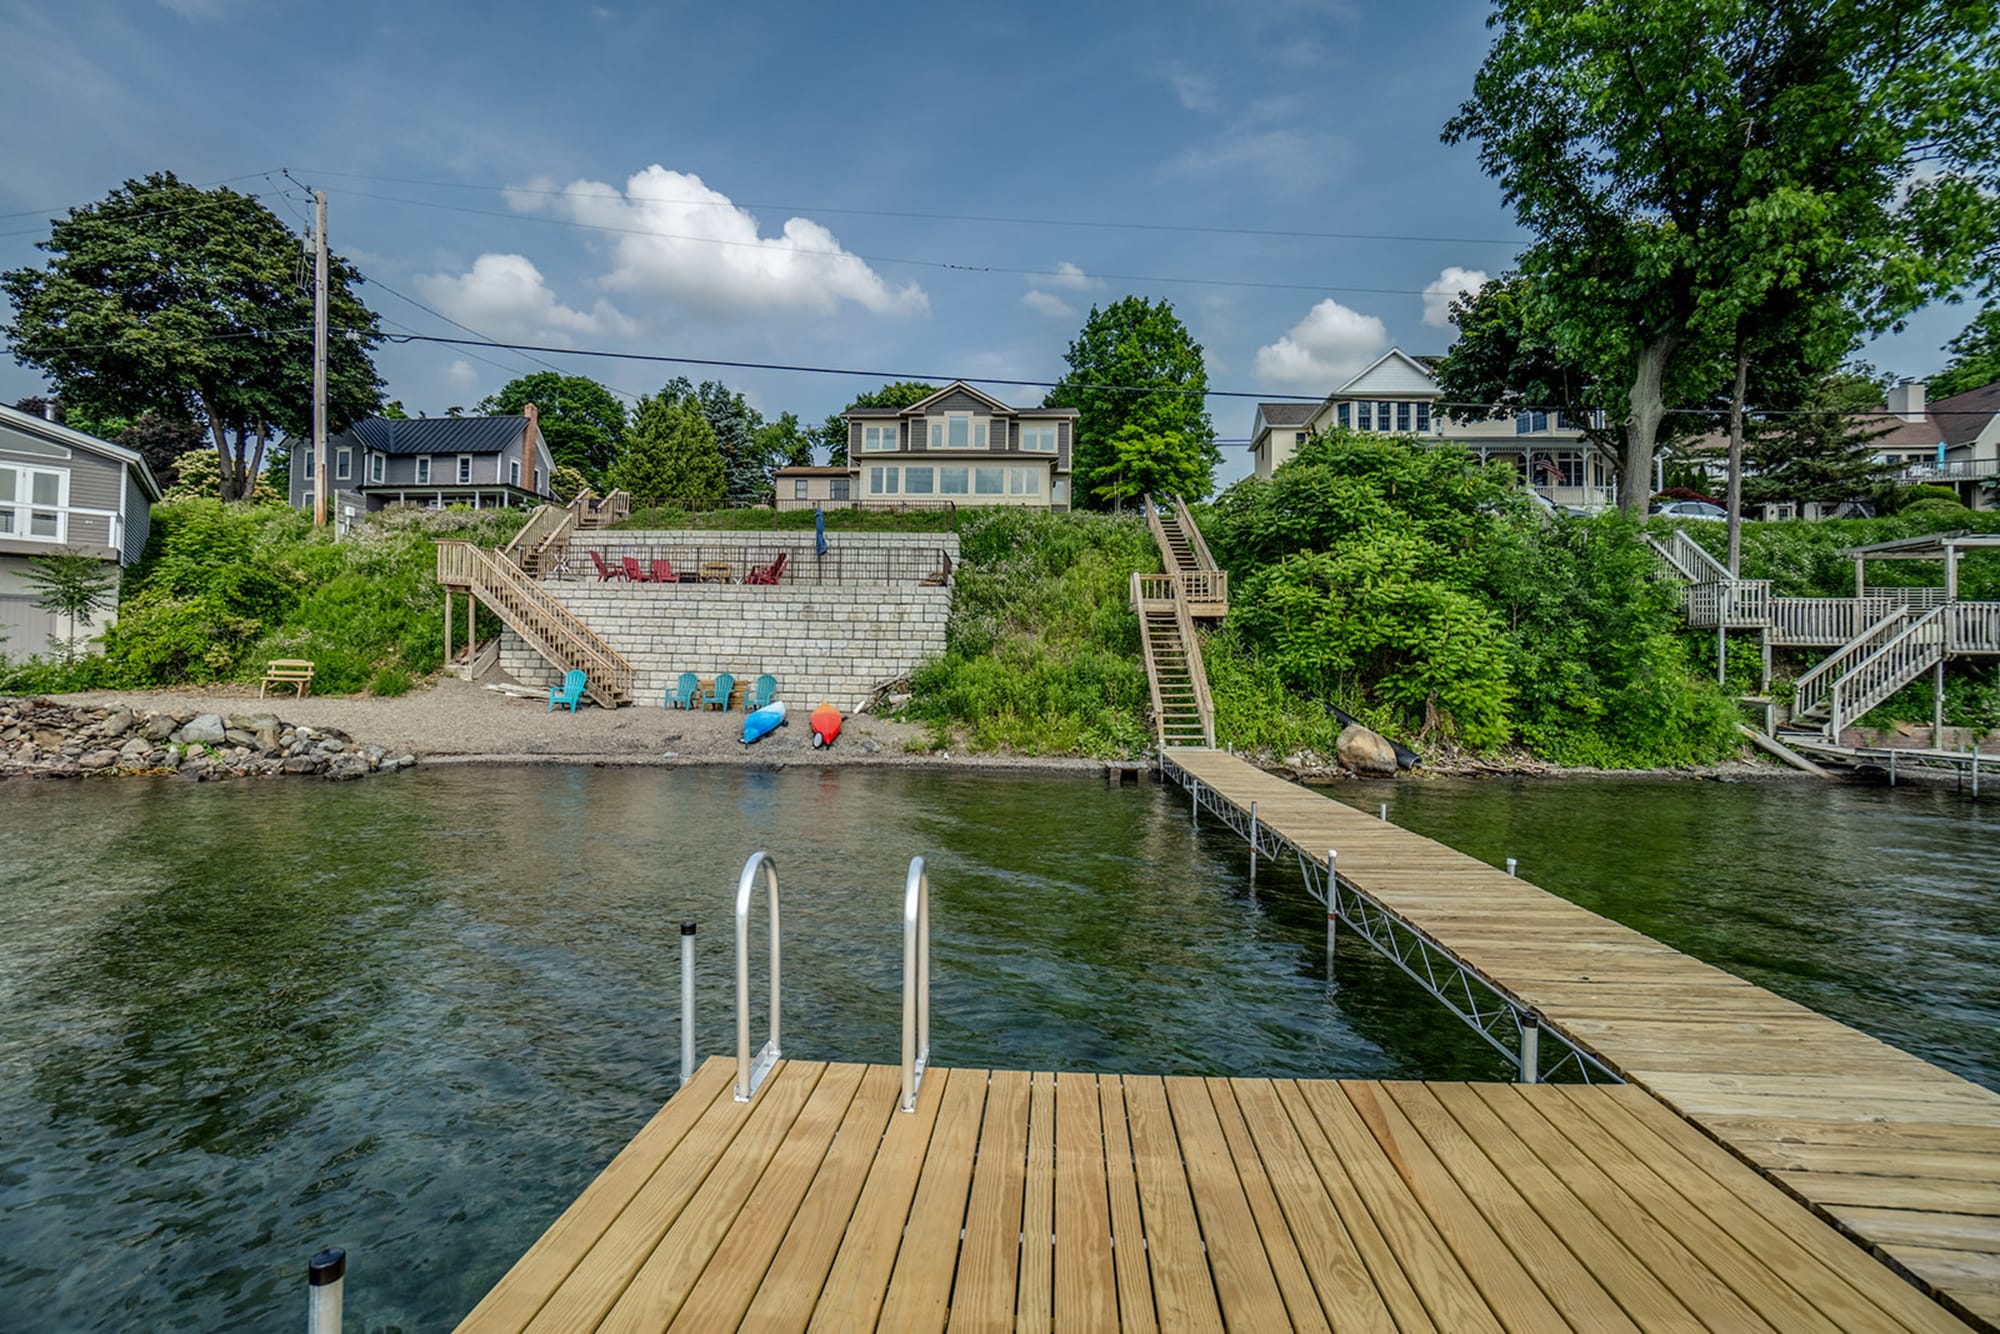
[458,1056,1970,1332]
[1167,747,2000,1329]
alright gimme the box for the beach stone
[78,748,120,770]
[99,710,134,737]
[281,756,320,775]
[324,756,368,781]
[255,726,281,753]
[1337,724,1398,777]
[142,714,177,741]
[319,739,345,755]
[119,736,151,758]
[396,754,415,769]
[223,728,258,747]
[177,714,226,745]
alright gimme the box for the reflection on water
[1,765,1991,1330]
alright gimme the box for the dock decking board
[459,1060,1973,1332]
[1164,747,2000,1329]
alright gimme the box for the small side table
[700,561,733,583]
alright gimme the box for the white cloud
[545,165,927,319]
[503,175,560,213]
[1164,67,1217,112]
[444,359,479,392]
[1047,261,1096,291]
[414,254,635,346]
[1254,298,1388,389]
[1422,266,1489,329]
[1022,290,1077,320]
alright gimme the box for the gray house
[841,382,1078,510]
[292,405,557,519]
[0,403,161,659]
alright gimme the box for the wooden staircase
[499,502,578,579]
[1144,494,1228,619]
[1132,573,1214,749]
[437,539,635,708]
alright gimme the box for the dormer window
[929,414,988,449]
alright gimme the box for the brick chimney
[523,401,540,449]
[1886,378,1927,423]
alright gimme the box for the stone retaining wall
[498,580,951,709]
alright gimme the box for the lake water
[0,765,1992,1330]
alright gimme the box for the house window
[1416,403,1430,433]
[1396,403,1411,432]
[457,456,472,484]
[369,452,385,484]
[1008,468,1040,496]
[302,449,315,483]
[862,424,898,452]
[416,456,430,484]
[1516,411,1550,435]
[869,466,899,495]
[794,478,810,499]
[974,466,1003,494]
[948,415,970,449]
[905,466,935,494]
[0,465,67,541]
[510,459,521,486]
[974,421,988,448]
[534,467,542,492]
[303,490,315,515]
[1356,403,1371,431]
[1293,432,1307,446]
[1021,424,1058,453]
[829,477,850,500]
[1377,402,1393,432]
[1336,403,1350,428]
[335,447,351,480]
[939,466,968,495]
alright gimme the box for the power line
[0,170,282,222]
[330,186,1487,299]
[299,167,1527,248]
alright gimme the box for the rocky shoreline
[1,697,415,782]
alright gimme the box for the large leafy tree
[1435,274,1628,462]
[1044,297,1216,509]
[1,173,383,501]
[812,381,936,465]
[1444,0,2000,515]
[754,411,813,473]
[606,392,725,501]
[480,372,625,479]
[1931,307,2000,398]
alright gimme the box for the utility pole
[313,190,329,528]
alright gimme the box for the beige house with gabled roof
[1250,348,1622,512]
[840,381,1077,511]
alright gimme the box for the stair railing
[1792,611,1912,721]
[436,541,634,706]
[734,852,782,1101]
[901,857,931,1113]
[1828,606,1948,739]
[1174,581,1217,746]
[1172,494,1222,574]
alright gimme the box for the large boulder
[1337,723,1399,777]
[176,714,226,745]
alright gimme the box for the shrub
[369,666,413,697]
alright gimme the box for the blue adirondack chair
[665,671,700,711]
[746,673,778,711]
[549,669,587,713]
[704,672,735,712]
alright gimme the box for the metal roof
[345,416,525,456]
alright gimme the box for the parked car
[1652,499,1727,521]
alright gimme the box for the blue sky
[0,0,1976,487]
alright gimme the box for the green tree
[164,449,282,506]
[115,412,205,492]
[1,173,383,502]
[24,549,118,663]
[1444,0,2000,515]
[1435,274,1626,460]
[813,381,937,465]
[1742,368,1897,513]
[480,373,625,479]
[606,393,725,501]
[1093,401,1211,508]
[755,411,813,472]
[1044,297,1216,510]
[1931,307,2000,398]
[550,465,590,502]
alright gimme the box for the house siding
[0,422,123,554]
[122,469,150,564]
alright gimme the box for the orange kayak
[810,702,842,748]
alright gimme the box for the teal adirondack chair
[746,673,778,710]
[665,672,700,711]
[704,672,735,712]
[549,669,587,713]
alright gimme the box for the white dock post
[1505,857,1518,877]
[1890,750,1897,786]
[307,1248,344,1334]
[1974,748,1981,799]
[1326,849,1338,978]
[1518,1014,1540,1084]
[680,921,697,1088]
[1249,801,1259,884]
[1379,803,1387,822]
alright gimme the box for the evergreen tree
[1743,370,1897,512]
[606,393,724,501]
[1044,297,1215,509]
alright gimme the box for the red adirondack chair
[745,551,789,585]
[589,550,623,581]
[621,556,652,583]
[651,558,680,583]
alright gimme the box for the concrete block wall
[498,580,952,710]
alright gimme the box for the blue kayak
[741,700,787,744]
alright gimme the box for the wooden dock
[1166,747,2000,1328]
[457,1056,1972,1332]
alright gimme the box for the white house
[1249,348,1620,512]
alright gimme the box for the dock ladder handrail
[734,852,782,1101]
[901,856,931,1113]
